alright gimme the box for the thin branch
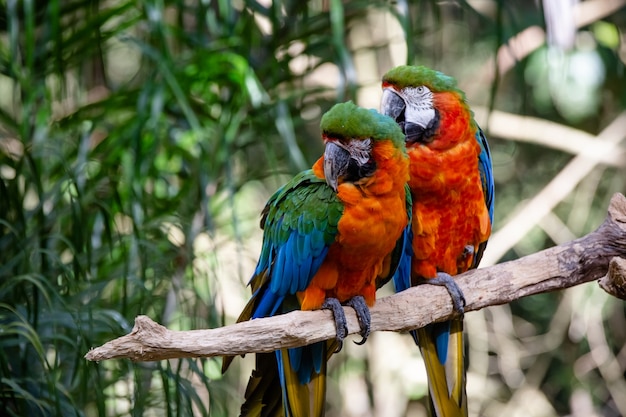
[480,112,626,266]
[472,107,626,167]
[85,193,626,363]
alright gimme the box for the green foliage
[1,0,625,416]
[0,0,383,415]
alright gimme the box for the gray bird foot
[346,295,371,345]
[322,297,348,352]
[420,272,466,315]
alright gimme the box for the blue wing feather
[476,127,494,224]
[251,290,285,319]
[392,185,414,293]
[392,224,413,293]
[473,126,494,269]
[245,170,341,391]
[252,171,339,312]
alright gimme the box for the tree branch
[85,193,626,363]
[599,257,626,300]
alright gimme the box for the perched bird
[381,65,494,417]
[223,101,412,417]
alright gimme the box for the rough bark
[85,193,626,363]
[599,257,626,300]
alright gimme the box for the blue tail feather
[432,321,451,365]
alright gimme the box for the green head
[381,66,470,145]
[320,101,406,151]
[382,65,463,96]
[319,101,406,191]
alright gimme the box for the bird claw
[346,295,371,345]
[322,296,372,350]
[322,298,348,352]
[421,272,466,315]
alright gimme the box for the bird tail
[240,352,284,417]
[277,347,326,417]
[240,340,337,417]
[415,318,468,417]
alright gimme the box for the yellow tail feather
[417,318,467,417]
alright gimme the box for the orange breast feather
[300,141,409,310]
[409,92,491,279]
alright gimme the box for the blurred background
[1,0,626,416]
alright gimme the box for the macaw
[380,65,495,417]
[222,101,412,417]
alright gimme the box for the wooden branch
[599,257,626,300]
[85,193,626,363]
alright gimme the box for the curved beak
[381,87,436,144]
[323,141,350,191]
[381,88,406,123]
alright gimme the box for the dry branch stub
[599,257,626,300]
[85,193,626,363]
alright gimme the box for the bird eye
[417,86,424,92]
